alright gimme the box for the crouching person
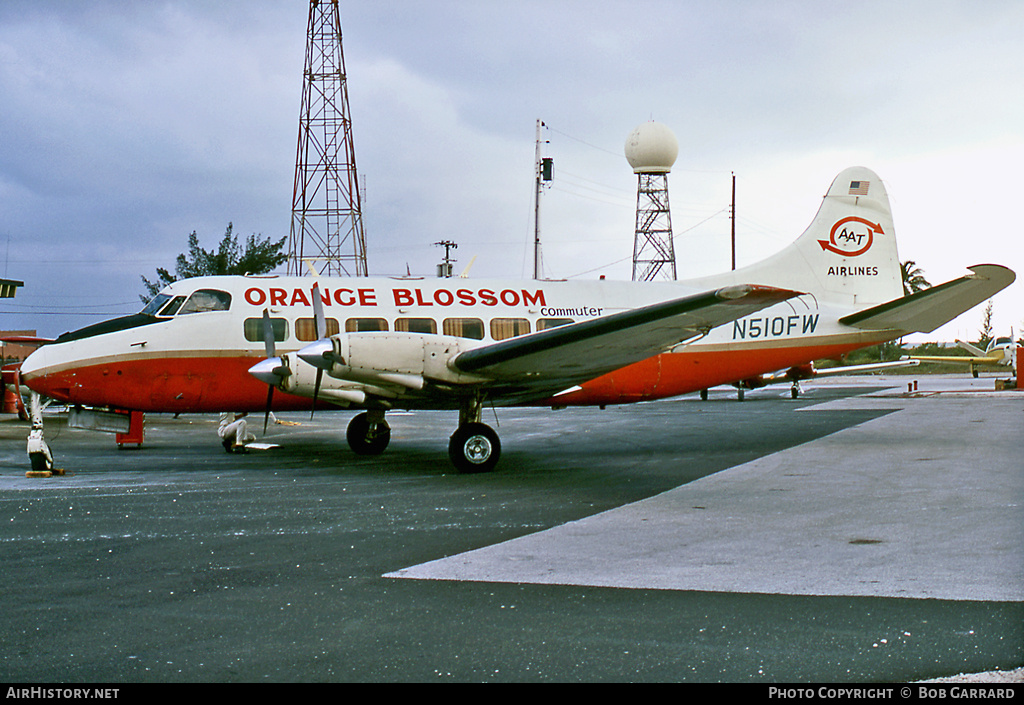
[218,412,256,453]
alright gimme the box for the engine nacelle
[327,332,487,390]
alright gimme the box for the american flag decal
[849,181,870,195]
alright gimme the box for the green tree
[141,223,288,302]
[977,299,993,349]
[900,260,930,295]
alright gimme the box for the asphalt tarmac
[0,374,1021,683]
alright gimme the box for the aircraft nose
[248,357,287,386]
[18,347,47,383]
[297,340,334,370]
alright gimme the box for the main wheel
[448,422,501,474]
[346,412,391,456]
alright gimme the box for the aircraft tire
[29,452,50,474]
[346,412,391,456]
[448,422,501,474]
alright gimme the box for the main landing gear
[344,396,501,474]
[448,396,500,474]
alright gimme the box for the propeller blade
[263,384,274,434]
[312,282,327,340]
[262,308,276,358]
[310,283,328,420]
[311,368,323,421]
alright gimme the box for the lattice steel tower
[625,122,679,281]
[288,0,368,277]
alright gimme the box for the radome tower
[625,122,679,281]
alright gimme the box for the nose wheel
[346,411,391,456]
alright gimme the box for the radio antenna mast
[287,0,368,277]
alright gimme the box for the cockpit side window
[178,289,232,315]
[158,296,186,317]
[140,294,171,316]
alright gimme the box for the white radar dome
[624,122,679,174]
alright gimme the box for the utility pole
[730,171,736,270]
[533,120,552,280]
[435,240,458,278]
[288,0,368,277]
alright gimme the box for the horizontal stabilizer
[839,265,1015,334]
[955,339,988,357]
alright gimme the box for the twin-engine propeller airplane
[909,335,1017,377]
[19,167,1015,472]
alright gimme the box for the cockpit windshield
[140,289,231,317]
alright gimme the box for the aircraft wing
[762,359,921,384]
[907,355,1006,365]
[452,284,799,385]
[839,264,1015,334]
[0,336,53,345]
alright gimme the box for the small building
[0,278,23,298]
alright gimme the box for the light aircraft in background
[708,358,921,401]
[908,336,1017,377]
[19,167,1015,472]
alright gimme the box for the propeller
[261,308,277,433]
[246,308,289,434]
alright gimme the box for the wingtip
[716,284,802,303]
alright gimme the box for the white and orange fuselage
[19,275,892,414]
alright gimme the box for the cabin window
[178,289,232,315]
[536,318,574,331]
[345,318,389,332]
[490,318,530,341]
[244,317,288,343]
[296,317,340,341]
[443,318,485,340]
[395,318,437,335]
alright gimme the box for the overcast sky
[1,0,1021,343]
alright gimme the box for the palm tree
[901,260,930,295]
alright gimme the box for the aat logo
[818,217,884,257]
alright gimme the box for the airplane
[18,166,1015,473]
[908,335,1017,377]
[707,358,921,401]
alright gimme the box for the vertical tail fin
[696,167,905,307]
